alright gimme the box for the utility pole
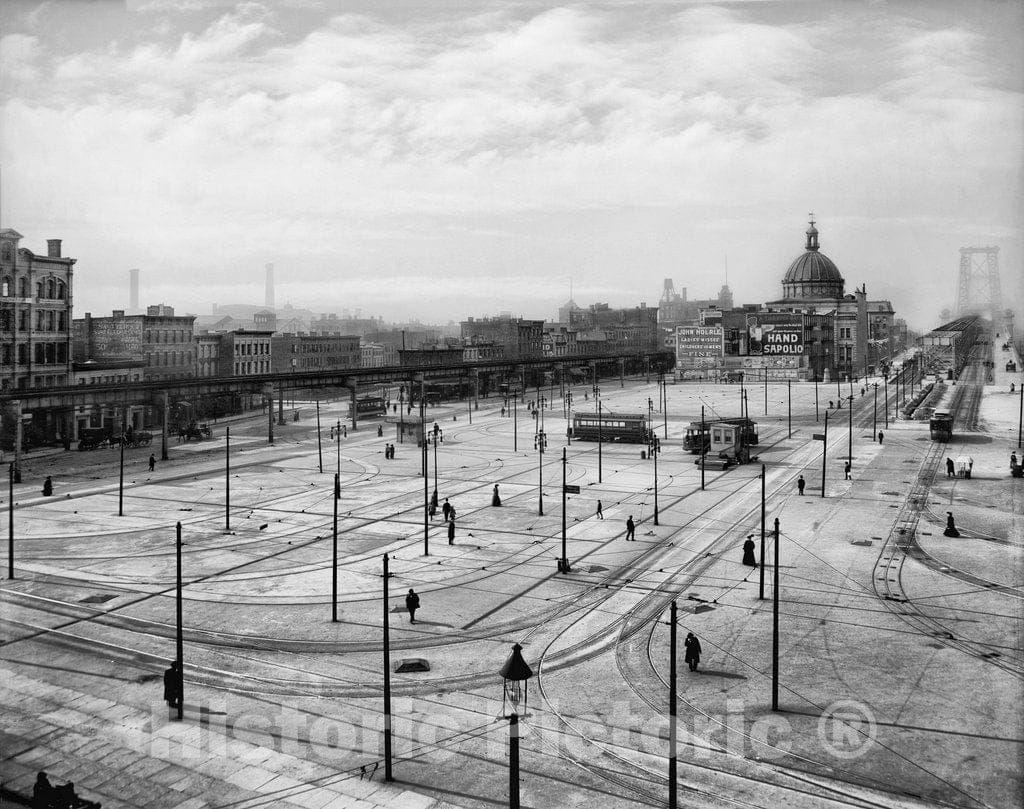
[759,464,766,600]
[332,473,339,622]
[669,599,678,809]
[382,553,394,781]
[559,447,569,573]
[118,405,125,517]
[7,463,13,579]
[700,405,705,491]
[175,521,184,722]
[821,410,829,498]
[787,379,792,439]
[316,401,323,473]
[771,516,780,712]
[225,427,230,531]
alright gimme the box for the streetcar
[354,395,387,416]
[707,421,754,465]
[572,412,651,443]
[929,410,954,442]
[683,418,758,453]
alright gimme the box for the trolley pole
[332,473,339,622]
[884,376,889,428]
[815,375,819,422]
[1018,378,1023,449]
[175,521,184,722]
[764,369,768,415]
[8,463,14,579]
[316,401,323,474]
[118,407,125,517]
[598,399,603,484]
[560,447,569,573]
[225,427,230,531]
[771,516,780,712]
[872,385,878,441]
[787,379,792,439]
[383,553,394,781]
[759,464,766,600]
[848,393,853,467]
[821,410,829,498]
[669,599,678,809]
[653,437,659,526]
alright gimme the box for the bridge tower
[955,247,1001,318]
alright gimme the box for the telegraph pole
[821,410,829,498]
[225,427,230,531]
[759,464,766,600]
[316,401,323,473]
[382,553,394,780]
[175,521,184,722]
[560,448,569,573]
[771,516,780,712]
[668,599,678,809]
[700,405,705,491]
[332,473,339,622]
[7,463,13,579]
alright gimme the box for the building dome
[781,218,844,299]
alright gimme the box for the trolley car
[683,418,758,453]
[355,395,387,416]
[929,410,953,441]
[572,412,651,443]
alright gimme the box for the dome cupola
[782,215,844,299]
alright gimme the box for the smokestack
[129,269,139,313]
[265,263,275,310]
[47,239,62,257]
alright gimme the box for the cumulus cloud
[0,1,1020,325]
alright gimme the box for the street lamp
[499,643,534,809]
[534,428,547,516]
[428,422,443,509]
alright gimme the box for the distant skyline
[1,0,1021,331]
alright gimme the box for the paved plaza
[1,364,1022,809]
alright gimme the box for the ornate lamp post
[499,643,534,809]
[534,427,547,516]
[428,422,442,509]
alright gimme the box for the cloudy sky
[1,0,1021,330]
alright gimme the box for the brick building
[271,334,360,374]
[74,306,198,381]
[0,229,74,391]
[461,316,544,360]
[217,330,274,377]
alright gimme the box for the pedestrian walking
[946,457,955,478]
[342,425,347,438]
[943,512,960,538]
[492,484,502,506]
[828,400,834,409]
[967,457,974,479]
[448,519,456,545]
[625,515,636,541]
[442,498,451,522]
[428,501,437,520]
[448,504,456,522]
[684,633,702,672]
[41,476,52,497]
[149,454,156,471]
[405,589,420,623]
[377,425,383,437]
[742,535,757,566]
[844,461,851,480]
[163,660,181,709]
[877,431,884,444]
[1011,452,1018,470]
[797,475,805,495]
[596,500,604,519]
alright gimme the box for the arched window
[47,279,55,298]
[1,276,10,296]
[35,282,43,298]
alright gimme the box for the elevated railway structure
[917,315,981,381]
[0,349,673,464]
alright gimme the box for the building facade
[217,330,274,377]
[271,334,361,374]
[74,306,198,381]
[0,230,74,391]
[461,316,545,360]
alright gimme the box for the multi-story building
[361,341,397,368]
[569,303,660,353]
[217,330,274,377]
[271,334,360,374]
[461,316,544,360]
[74,305,197,381]
[195,334,222,378]
[0,230,74,392]
[71,359,147,435]
[659,279,733,327]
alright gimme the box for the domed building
[691,218,899,382]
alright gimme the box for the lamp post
[499,644,534,809]
[559,447,570,573]
[847,394,853,468]
[429,422,442,509]
[884,375,889,428]
[872,383,878,441]
[651,435,660,526]
[534,428,547,516]
[647,397,654,439]
[564,392,573,444]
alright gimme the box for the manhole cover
[396,658,430,673]
[81,594,116,604]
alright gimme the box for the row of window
[234,342,269,356]
[78,374,142,385]
[147,351,194,366]
[0,276,67,300]
[145,330,193,344]
[0,342,69,365]
[0,308,68,332]
[234,360,270,374]
[0,374,67,391]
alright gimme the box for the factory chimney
[265,263,275,310]
[129,269,140,313]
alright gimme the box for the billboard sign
[745,315,804,356]
[676,325,723,367]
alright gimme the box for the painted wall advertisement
[676,325,723,367]
[745,315,804,356]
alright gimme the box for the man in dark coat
[442,498,451,522]
[797,475,805,495]
[149,454,156,471]
[742,535,757,566]
[492,485,501,506]
[625,515,635,541]
[946,457,955,478]
[405,589,420,623]
[448,519,456,545]
[42,477,53,497]
[596,500,604,519]
[684,633,702,672]
[844,461,851,480]
[943,512,960,538]
[163,661,181,709]
[877,431,884,444]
